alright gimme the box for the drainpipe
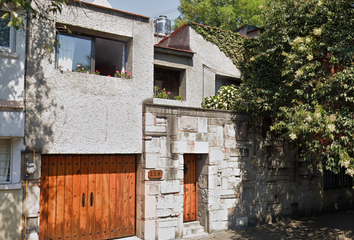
[24,150,35,240]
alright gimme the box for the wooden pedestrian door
[39,155,136,240]
[183,154,198,222]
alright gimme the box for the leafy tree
[203,0,354,176]
[0,0,68,30]
[175,0,265,31]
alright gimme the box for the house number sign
[148,170,163,179]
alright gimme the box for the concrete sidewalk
[183,209,354,240]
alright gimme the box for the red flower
[168,92,171,95]
[108,75,111,77]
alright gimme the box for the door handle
[82,193,85,207]
[90,192,93,207]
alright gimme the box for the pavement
[183,209,354,240]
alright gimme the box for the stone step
[183,221,207,238]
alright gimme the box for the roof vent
[154,15,171,36]
[92,0,112,8]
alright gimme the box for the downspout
[24,150,35,240]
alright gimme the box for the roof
[69,0,150,20]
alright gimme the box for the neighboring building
[24,1,153,239]
[0,7,26,240]
[235,24,260,38]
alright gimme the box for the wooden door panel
[39,155,136,240]
[183,154,198,222]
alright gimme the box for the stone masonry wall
[141,104,354,240]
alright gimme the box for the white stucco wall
[0,24,26,101]
[25,3,154,154]
[153,26,241,109]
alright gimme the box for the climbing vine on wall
[188,22,246,69]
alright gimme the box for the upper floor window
[0,10,14,51]
[0,139,11,183]
[154,65,186,100]
[215,75,240,95]
[56,33,126,76]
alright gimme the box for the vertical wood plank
[116,155,123,238]
[79,155,89,239]
[195,155,198,221]
[48,155,57,239]
[190,155,196,221]
[72,155,81,238]
[56,155,66,238]
[109,155,117,239]
[183,154,191,222]
[95,155,103,238]
[122,155,130,237]
[102,155,110,239]
[39,155,49,239]
[64,155,73,238]
[128,155,136,235]
[87,155,96,239]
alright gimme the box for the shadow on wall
[229,209,354,239]
[25,19,59,151]
[0,190,22,239]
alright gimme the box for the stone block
[225,124,236,137]
[145,153,158,169]
[230,148,249,157]
[144,196,156,219]
[144,220,156,240]
[220,160,228,169]
[160,137,170,158]
[180,116,198,132]
[208,125,217,133]
[214,209,228,221]
[217,126,224,146]
[199,175,208,189]
[195,142,209,153]
[156,117,167,124]
[225,139,237,149]
[145,137,160,153]
[149,183,160,195]
[145,112,156,126]
[158,226,175,240]
[211,221,228,231]
[196,133,208,142]
[198,117,208,133]
[171,141,187,153]
[146,125,166,133]
[209,148,223,163]
[161,180,180,194]
[158,218,178,228]
[157,209,172,217]
[228,161,238,168]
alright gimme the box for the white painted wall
[25,3,154,154]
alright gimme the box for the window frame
[215,74,240,95]
[55,32,126,75]
[154,65,186,100]
[0,138,12,184]
[0,9,16,53]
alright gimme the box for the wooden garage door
[39,155,136,240]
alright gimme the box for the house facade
[11,1,354,240]
[0,7,26,240]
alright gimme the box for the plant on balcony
[74,64,100,75]
[114,70,132,79]
[154,86,170,99]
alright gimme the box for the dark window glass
[0,10,10,47]
[323,167,353,190]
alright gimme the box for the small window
[0,10,14,51]
[0,139,11,183]
[56,34,125,76]
[154,66,185,100]
[323,167,353,190]
[215,75,240,95]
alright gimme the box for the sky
[82,0,181,21]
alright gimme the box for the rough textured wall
[140,104,354,240]
[0,189,22,240]
[152,26,241,109]
[25,3,154,154]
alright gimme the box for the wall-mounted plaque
[148,170,163,179]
